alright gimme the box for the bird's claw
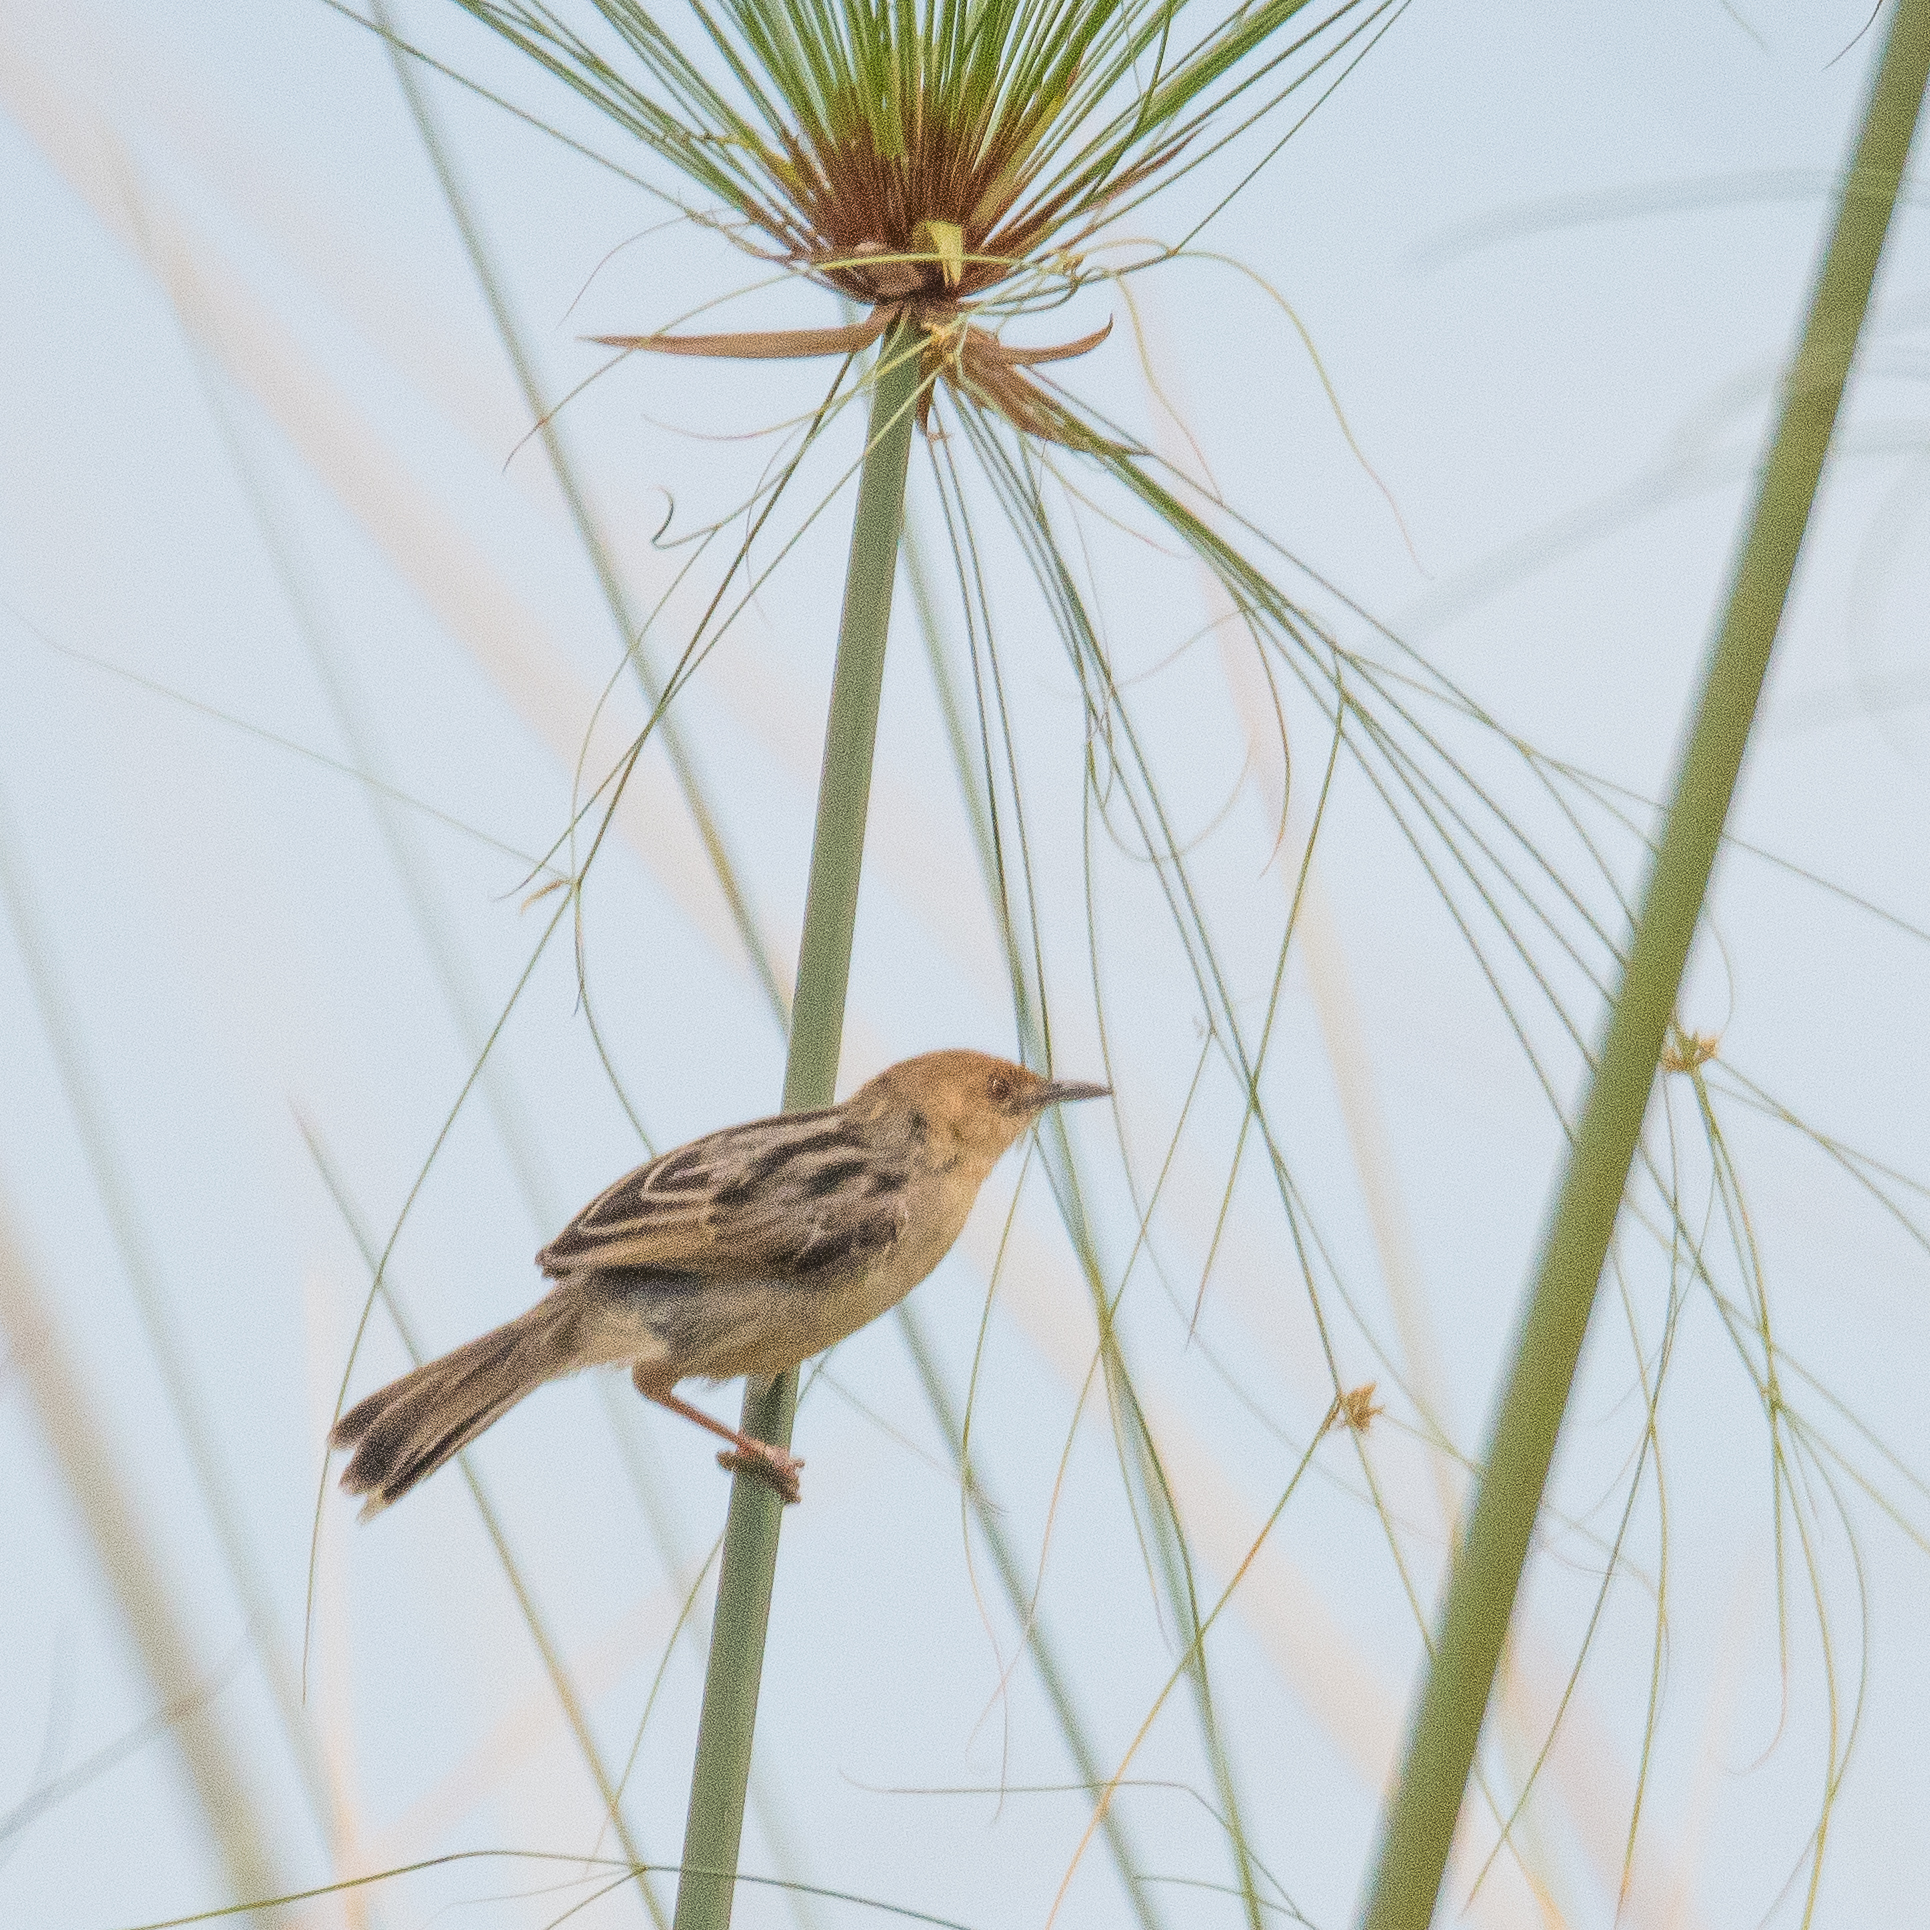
[718,1445,804,1505]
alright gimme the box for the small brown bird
[331,1050,1106,1510]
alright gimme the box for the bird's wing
[537,1106,908,1282]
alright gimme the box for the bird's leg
[632,1366,804,1504]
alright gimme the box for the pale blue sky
[2,3,1927,1927]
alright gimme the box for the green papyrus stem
[1356,8,1930,1927]
[671,320,924,1930]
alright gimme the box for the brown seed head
[1333,1382,1385,1435]
[1661,1028,1720,1075]
[852,1049,1108,1167]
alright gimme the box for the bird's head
[860,1050,1109,1169]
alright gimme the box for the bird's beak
[1030,1078,1111,1110]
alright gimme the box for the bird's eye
[987,1072,1014,1106]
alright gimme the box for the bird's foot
[718,1442,803,1505]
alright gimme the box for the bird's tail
[330,1293,583,1516]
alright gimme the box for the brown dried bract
[592,305,1114,450]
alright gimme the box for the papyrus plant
[1360,6,1930,1925]
[413,3,1399,1925]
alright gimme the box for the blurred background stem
[1357,5,1930,1925]
[672,319,922,1930]
[0,1195,293,1919]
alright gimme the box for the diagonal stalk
[0,1195,295,1918]
[375,0,791,1024]
[0,767,342,1866]
[308,1125,667,1926]
[1357,8,1930,1927]
[365,34,820,1918]
[901,528,1167,1930]
[673,319,923,1930]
